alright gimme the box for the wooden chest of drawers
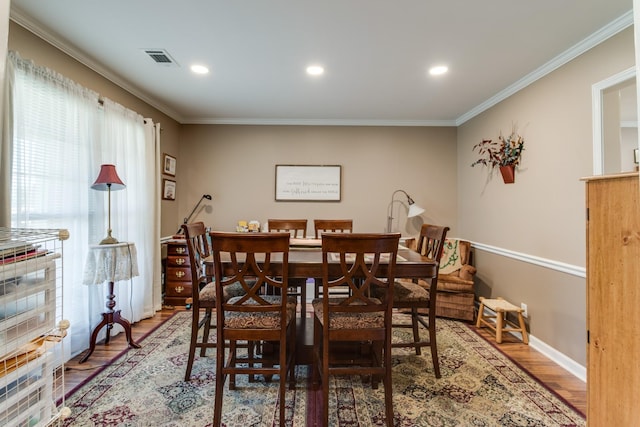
[164,240,192,306]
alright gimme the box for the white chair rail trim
[470,241,586,278]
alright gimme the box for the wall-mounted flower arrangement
[471,127,525,183]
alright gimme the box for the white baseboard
[526,332,586,382]
[479,306,586,382]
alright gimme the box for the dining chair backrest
[210,232,291,317]
[415,224,450,263]
[182,221,210,288]
[313,219,353,238]
[268,219,308,238]
[320,233,400,318]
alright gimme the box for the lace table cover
[83,242,139,285]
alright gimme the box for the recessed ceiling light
[429,65,448,76]
[306,65,325,76]
[190,64,210,75]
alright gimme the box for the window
[5,52,159,359]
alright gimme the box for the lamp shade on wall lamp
[386,189,425,233]
[407,199,425,218]
[91,164,126,244]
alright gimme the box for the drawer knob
[176,247,186,254]
[175,271,185,278]
[176,258,185,265]
[175,286,184,293]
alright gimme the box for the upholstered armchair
[405,237,477,322]
[436,239,476,321]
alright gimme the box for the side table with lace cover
[80,242,140,363]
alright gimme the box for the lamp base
[99,229,119,245]
[99,236,119,245]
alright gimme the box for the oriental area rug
[62,312,585,426]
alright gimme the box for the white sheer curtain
[3,52,161,359]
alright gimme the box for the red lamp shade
[91,164,126,244]
[91,164,126,191]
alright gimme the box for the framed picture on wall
[634,148,639,164]
[275,164,342,202]
[163,153,177,176]
[162,179,176,200]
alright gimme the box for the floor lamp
[91,164,126,244]
[386,189,425,233]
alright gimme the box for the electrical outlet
[521,303,528,318]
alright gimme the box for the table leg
[79,281,141,363]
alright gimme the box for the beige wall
[177,125,458,237]
[458,28,636,366]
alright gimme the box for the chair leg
[247,340,255,383]
[428,307,440,379]
[213,340,225,427]
[411,308,422,356]
[229,340,237,390]
[279,330,288,426]
[371,340,382,389]
[312,316,321,387]
[322,343,330,427]
[384,341,394,427]
[184,308,200,381]
[288,322,296,390]
[200,308,212,357]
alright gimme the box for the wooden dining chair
[268,219,308,238]
[390,224,449,378]
[313,219,354,299]
[182,222,247,381]
[210,232,297,427]
[267,219,308,307]
[312,233,400,427]
[313,219,353,238]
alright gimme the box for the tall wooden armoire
[583,172,640,425]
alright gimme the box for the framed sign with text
[275,165,341,202]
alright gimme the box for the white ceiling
[9,0,634,126]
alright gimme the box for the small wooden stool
[476,297,528,344]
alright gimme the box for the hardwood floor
[62,308,587,415]
[63,308,176,395]
[473,325,587,414]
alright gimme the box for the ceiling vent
[142,49,178,66]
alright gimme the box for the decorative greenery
[471,128,525,169]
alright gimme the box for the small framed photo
[163,153,176,176]
[162,179,176,201]
[634,148,639,164]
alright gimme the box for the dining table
[203,237,438,364]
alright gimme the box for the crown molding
[184,117,457,126]
[456,10,634,126]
